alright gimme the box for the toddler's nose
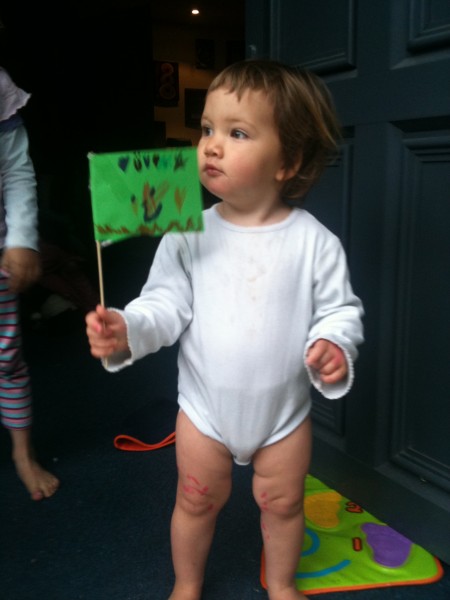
[204,136,222,157]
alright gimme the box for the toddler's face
[197,87,289,207]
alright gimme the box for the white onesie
[106,205,364,464]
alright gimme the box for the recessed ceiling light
[192,9,200,16]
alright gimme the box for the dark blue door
[247,0,450,563]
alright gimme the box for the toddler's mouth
[204,163,222,176]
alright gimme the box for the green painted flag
[88,147,203,243]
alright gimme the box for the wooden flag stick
[96,240,106,308]
[95,240,109,368]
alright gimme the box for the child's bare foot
[268,586,308,600]
[167,591,201,600]
[14,455,60,500]
[10,428,59,500]
[168,581,202,600]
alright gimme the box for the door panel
[246,0,450,562]
[393,126,450,491]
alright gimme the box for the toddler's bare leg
[253,417,312,600]
[168,411,233,600]
[11,428,59,500]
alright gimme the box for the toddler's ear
[276,153,302,183]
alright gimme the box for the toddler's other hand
[85,305,129,358]
[306,339,347,384]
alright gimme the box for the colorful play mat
[260,474,443,595]
[113,408,443,595]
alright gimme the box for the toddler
[86,59,364,600]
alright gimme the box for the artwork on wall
[195,39,215,69]
[154,61,179,107]
[184,88,207,129]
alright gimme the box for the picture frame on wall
[154,61,179,107]
[184,88,207,129]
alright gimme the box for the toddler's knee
[257,493,303,519]
[177,487,223,518]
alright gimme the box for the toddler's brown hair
[207,59,341,199]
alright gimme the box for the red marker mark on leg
[183,475,209,496]
[261,520,270,541]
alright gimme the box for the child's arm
[306,339,347,384]
[1,119,41,293]
[86,305,130,359]
[304,228,364,398]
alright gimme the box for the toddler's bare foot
[168,581,202,600]
[14,455,60,500]
[268,586,308,600]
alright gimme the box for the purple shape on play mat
[361,523,412,568]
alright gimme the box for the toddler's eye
[231,129,247,140]
[201,125,212,137]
